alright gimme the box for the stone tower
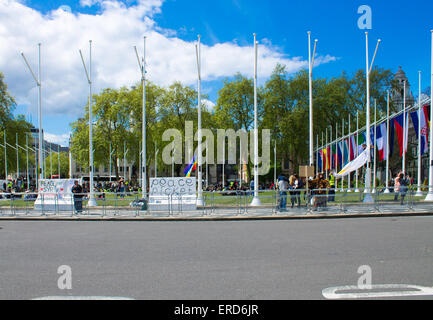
[392,66,415,111]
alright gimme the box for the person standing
[294,174,303,208]
[278,176,288,211]
[71,180,83,214]
[329,171,336,202]
[394,172,402,201]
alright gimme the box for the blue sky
[1,0,432,146]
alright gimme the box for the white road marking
[32,296,135,300]
[322,284,433,299]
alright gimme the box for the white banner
[335,148,369,178]
[35,179,79,211]
[149,177,197,211]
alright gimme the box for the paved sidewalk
[0,206,432,221]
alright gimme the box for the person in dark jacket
[71,181,83,214]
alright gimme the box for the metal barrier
[1,187,433,218]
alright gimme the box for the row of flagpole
[315,89,431,193]
[1,132,63,184]
[19,29,433,205]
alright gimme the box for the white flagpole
[321,131,325,173]
[222,140,225,188]
[58,145,60,179]
[426,30,433,201]
[348,115,352,192]
[308,32,318,167]
[79,41,96,206]
[335,124,338,190]
[325,128,328,180]
[274,140,276,189]
[206,140,208,189]
[4,131,7,180]
[26,134,29,189]
[16,133,19,180]
[403,80,407,174]
[355,111,360,192]
[195,35,204,206]
[341,119,344,192]
[416,71,423,196]
[316,135,319,177]
[384,91,391,193]
[373,100,377,193]
[251,33,261,206]
[134,37,147,199]
[363,32,380,202]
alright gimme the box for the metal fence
[1,186,433,218]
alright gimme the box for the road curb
[0,211,432,222]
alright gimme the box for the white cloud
[44,132,71,147]
[0,0,336,120]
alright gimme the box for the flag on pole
[411,107,429,156]
[335,147,369,178]
[357,132,366,155]
[343,139,349,165]
[349,135,356,161]
[184,154,197,177]
[392,113,408,157]
[376,123,387,161]
[322,148,328,171]
[327,146,331,170]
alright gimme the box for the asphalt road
[1,216,433,300]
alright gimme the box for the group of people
[277,174,305,211]
[277,172,332,212]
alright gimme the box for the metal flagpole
[58,145,60,179]
[222,140,225,188]
[403,80,406,174]
[384,91,391,193]
[4,131,7,180]
[325,128,328,180]
[355,111,360,192]
[251,33,261,206]
[79,41,97,206]
[206,140,208,189]
[308,32,318,167]
[239,138,242,188]
[274,140,276,189]
[172,145,174,178]
[316,134,319,177]
[373,100,377,193]
[348,115,352,192]
[321,131,325,173]
[134,36,147,199]
[154,142,158,178]
[341,119,345,192]
[26,135,29,190]
[109,143,112,183]
[416,71,423,196]
[195,35,204,206]
[21,44,43,186]
[16,133,19,180]
[335,124,338,190]
[364,32,381,202]
[50,144,52,179]
[426,30,433,201]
